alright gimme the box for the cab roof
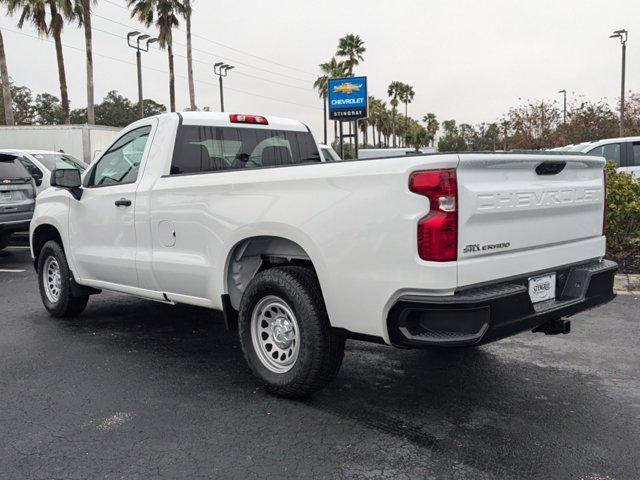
[174,112,310,132]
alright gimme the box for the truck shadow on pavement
[47,292,635,479]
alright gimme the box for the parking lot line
[0,269,25,273]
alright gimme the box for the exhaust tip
[532,318,571,335]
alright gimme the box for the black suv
[0,153,37,251]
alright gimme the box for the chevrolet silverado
[29,112,617,397]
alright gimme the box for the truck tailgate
[456,153,606,287]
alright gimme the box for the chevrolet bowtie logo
[333,82,362,95]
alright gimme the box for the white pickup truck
[30,112,617,397]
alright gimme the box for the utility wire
[1,27,322,111]
[90,24,312,92]
[101,0,316,78]
[91,11,313,84]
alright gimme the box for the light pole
[558,90,567,125]
[214,62,234,112]
[127,31,158,119]
[610,29,628,137]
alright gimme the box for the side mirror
[50,169,82,200]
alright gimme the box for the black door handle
[115,198,132,207]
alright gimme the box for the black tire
[238,265,345,398]
[0,232,11,251]
[37,240,89,318]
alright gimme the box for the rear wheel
[238,265,345,398]
[37,240,89,318]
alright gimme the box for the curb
[614,274,640,295]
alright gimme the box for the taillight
[603,169,608,236]
[229,114,268,125]
[409,169,458,262]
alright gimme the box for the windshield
[29,153,86,172]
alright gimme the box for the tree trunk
[323,96,327,144]
[185,0,196,111]
[404,101,408,134]
[82,0,95,124]
[392,110,397,147]
[51,5,70,124]
[0,28,14,126]
[168,39,176,112]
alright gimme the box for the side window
[89,126,151,187]
[588,143,621,167]
[631,142,640,166]
[17,156,43,178]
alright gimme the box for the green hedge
[605,162,640,273]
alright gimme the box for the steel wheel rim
[250,295,300,374]
[43,256,62,303]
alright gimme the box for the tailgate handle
[536,161,566,175]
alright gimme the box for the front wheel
[238,266,345,398]
[37,240,89,318]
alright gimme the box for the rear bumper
[387,259,617,348]
[0,216,32,234]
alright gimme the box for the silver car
[0,153,36,250]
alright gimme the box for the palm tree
[358,111,369,146]
[387,81,403,147]
[399,83,415,136]
[368,97,385,147]
[0,27,14,125]
[128,0,184,112]
[336,34,365,76]
[183,0,195,111]
[336,34,365,145]
[313,57,344,145]
[78,0,95,124]
[422,113,439,147]
[7,0,79,124]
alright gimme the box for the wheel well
[226,236,314,311]
[32,224,63,270]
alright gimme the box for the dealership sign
[328,76,368,120]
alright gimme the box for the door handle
[115,198,132,207]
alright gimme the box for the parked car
[318,143,341,162]
[576,136,640,177]
[0,150,87,195]
[358,147,436,159]
[30,112,617,397]
[0,153,36,250]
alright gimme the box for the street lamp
[558,89,567,124]
[610,29,628,137]
[214,62,234,112]
[127,31,158,119]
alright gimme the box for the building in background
[0,125,120,164]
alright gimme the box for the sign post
[328,76,368,159]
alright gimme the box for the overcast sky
[0,0,638,140]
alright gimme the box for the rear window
[170,126,321,175]
[0,154,30,179]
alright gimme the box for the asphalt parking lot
[1,245,639,480]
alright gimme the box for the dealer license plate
[528,273,556,304]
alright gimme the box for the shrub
[605,162,640,272]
